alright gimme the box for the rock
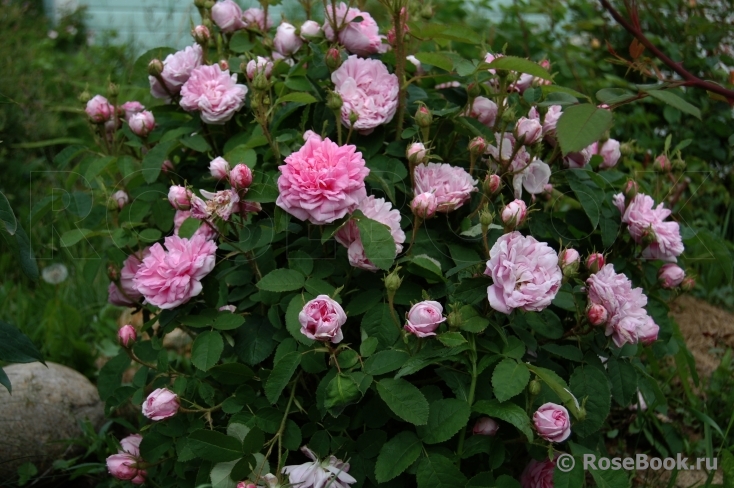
[0,362,105,480]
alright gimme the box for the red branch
[599,0,734,103]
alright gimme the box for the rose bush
[53,1,710,487]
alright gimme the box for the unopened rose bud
[348,111,359,126]
[672,158,686,171]
[658,263,685,289]
[300,20,322,39]
[236,483,258,488]
[641,227,657,247]
[484,174,502,196]
[587,303,608,325]
[168,185,192,210]
[326,91,343,111]
[112,190,129,210]
[252,71,270,91]
[654,155,671,172]
[192,24,211,44]
[560,248,580,277]
[128,110,155,137]
[447,306,462,329]
[230,164,253,191]
[420,5,434,20]
[473,417,499,436]
[480,207,494,228]
[415,105,433,128]
[467,82,482,98]
[142,388,180,421]
[680,276,695,292]
[623,180,638,200]
[118,324,137,347]
[78,90,91,104]
[585,253,605,273]
[148,59,164,77]
[383,268,403,293]
[85,95,114,123]
[411,192,437,219]
[501,199,527,229]
[515,117,543,145]
[528,379,541,396]
[325,48,343,71]
[406,142,427,164]
[468,137,487,157]
[218,59,229,71]
[209,157,230,180]
[107,262,119,282]
[161,160,174,173]
[107,82,119,99]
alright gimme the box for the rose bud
[501,199,528,229]
[218,59,229,71]
[118,324,137,347]
[112,190,129,210]
[585,253,604,273]
[473,417,499,436]
[211,0,246,33]
[415,105,433,128]
[411,192,438,219]
[468,136,487,157]
[404,300,446,338]
[85,94,114,123]
[161,160,174,173]
[142,388,180,421]
[484,174,503,196]
[623,180,638,200]
[120,100,145,120]
[230,164,253,191]
[528,379,541,396]
[236,483,258,488]
[300,19,322,39]
[406,142,427,164]
[106,453,142,482]
[209,157,231,180]
[658,263,685,289]
[515,117,543,145]
[680,276,696,292]
[560,248,580,276]
[128,110,155,137]
[533,402,572,443]
[383,268,403,294]
[325,47,343,71]
[274,22,303,56]
[246,56,273,80]
[654,155,671,172]
[192,24,211,44]
[299,295,347,344]
[168,185,191,210]
[587,303,608,326]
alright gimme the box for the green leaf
[188,429,243,462]
[722,449,734,488]
[288,250,313,276]
[285,294,315,346]
[355,214,397,271]
[191,331,224,371]
[525,310,564,339]
[257,269,305,292]
[556,104,613,155]
[361,303,400,347]
[543,85,590,102]
[229,31,253,53]
[541,344,583,362]
[377,378,430,425]
[374,431,423,483]
[324,372,362,413]
[492,358,531,402]
[209,363,254,385]
[606,357,638,407]
[277,92,318,104]
[644,89,701,120]
[85,156,115,181]
[140,432,174,462]
[0,191,17,235]
[0,321,44,364]
[595,88,636,105]
[235,317,275,365]
[416,454,468,488]
[417,398,471,444]
[213,313,245,331]
[142,139,178,183]
[178,217,202,239]
[16,462,37,486]
[569,366,611,437]
[437,332,467,348]
[553,456,585,488]
[526,364,580,418]
[363,350,409,376]
[414,52,454,72]
[473,399,533,441]
[484,55,552,81]
[264,352,301,404]
[409,255,445,282]
[567,169,604,228]
[59,228,92,247]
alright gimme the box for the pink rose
[512,159,551,199]
[414,163,478,213]
[128,110,155,137]
[637,316,659,345]
[323,3,386,56]
[209,157,230,180]
[332,56,399,133]
[515,117,543,145]
[173,210,218,241]
[485,174,503,196]
[118,324,137,347]
[108,249,149,307]
[620,194,684,262]
[302,130,322,142]
[613,192,626,214]
[282,446,356,488]
[542,105,563,137]
[112,190,129,209]
[120,101,145,120]
[230,164,253,191]
[473,417,499,436]
[149,44,203,100]
[142,388,180,420]
[168,185,192,210]
[658,263,685,288]
[243,7,272,31]
[276,137,369,225]
[85,95,114,123]
[211,0,245,33]
[587,303,608,326]
[334,196,405,271]
[585,253,605,273]
[120,434,143,457]
[274,22,303,56]
[133,235,217,309]
[403,300,445,338]
[406,142,427,163]
[246,56,273,80]
[180,64,248,124]
[520,456,556,488]
[561,248,580,268]
[464,96,498,128]
[299,295,347,343]
[191,189,240,221]
[533,402,571,442]
[485,232,562,314]
[590,139,621,169]
[411,192,438,219]
[300,20,322,39]
[501,199,528,228]
[106,453,144,482]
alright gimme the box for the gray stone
[0,362,105,480]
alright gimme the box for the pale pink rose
[332,56,399,133]
[414,162,478,213]
[406,142,427,163]
[112,190,129,209]
[142,388,180,420]
[520,456,556,488]
[209,157,230,180]
[590,139,621,169]
[404,300,445,338]
[542,105,563,138]
[230,164,253,191]
[323,3,386,56]
[149,44,203,100]
[118,324,137,347]
[133,235,217,309]
[658,263,685,289]
[276,137,369,225]
[486,132,521,165]
[620,194,684,262]
[128,110,155,137]
[211,0,245,33]
[246,56,273,79]
[473,417,499,436]
[85,95,114,123]
[120,101,145,120]
[613,192,626,214]
[637,316,659,345]
[274,22,303,56]
[168,185,192,210]
[191,189,240,221]
[484,232,562,314]
[465,96,498,127]
[243,7,272,31]
[533,403,571,442]
[107,453,144,482]
[586,264,654,347]
[528,106,540,120]
[173,210,218,241]
[299,295,347,343]
[515,117,543,145]
[300,20,321,39]
[302,130,322,142]
[564,145,593,168]
[512,159,550,199]
[282,446,356,488]
[501,199,528,228]
[108,249,150,307]
[587,303,608,325]
[120,434,143,457]
[180,64,248,124]
[411,192,438,219]
[334,196,405,271]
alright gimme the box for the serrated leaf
[377,378,430,425]
[485,55,551,81]
[188,429,243,462]
[644,89,701,119]
[142,139,178,183]
[473,399,533,442]
[417,398,471,444]
[526,310,564,339]
[414,52,454,72]
[363,350,409,376]
[416,454,468,488]
[177,217,201,239]
[526,364,581,418]
[355,214,397,271]
[140,432,174,462]
[257,269,305,292]
[374,431,423,483]
[285,294,315,346]
[264,351,301,404]
[606,357,637,407]
[556,104,613,155]
[59,228,91,247]
[234,316,275,366]
[492,358,530,402]
[191,331,224,371]
[0,321,44,364]
[437,332,467,347]
[277,92,318,104]
[213,313,245,331]
[569,366,611,437]
[324,372,361,413]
